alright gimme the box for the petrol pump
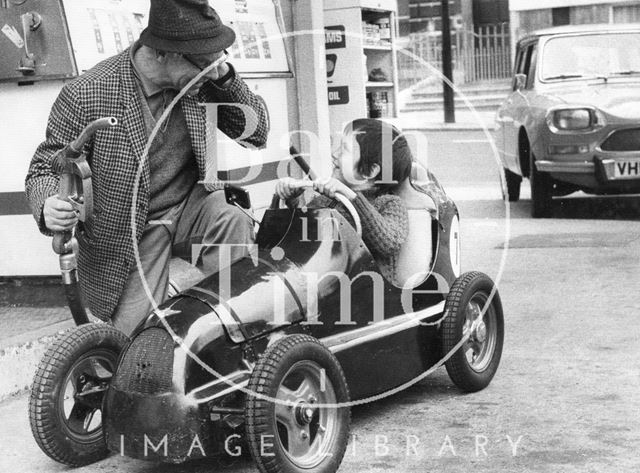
[0,0,149,277]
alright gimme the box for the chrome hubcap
[295,402,317,425]
[462,294,497,372]
[475,321,487,343]
[274,361,337,468]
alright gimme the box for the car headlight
[546,107,606,132]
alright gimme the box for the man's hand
[211,60,230,82]
[181,51,230,83]
[43,195,78,232]
[313,178,357,201]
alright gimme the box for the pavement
[0,282,73,400]
[0,262,205,400]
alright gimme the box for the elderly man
[25,0,269,334]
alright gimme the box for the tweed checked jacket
[25,50,269,321]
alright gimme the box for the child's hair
[345,118,413,192]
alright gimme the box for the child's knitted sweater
[297,190,409,284]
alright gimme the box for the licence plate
[613,158,640,179]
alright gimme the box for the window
[570,5,609,24]
[522,44,534,76]
[514,47,524,74]
[512,42,536,90]
[541,32,640,80]
[613,5,640,23]
[525,44,537,89]
[518,9,552,36]
[512,46,524,90]
[552,7,570,26]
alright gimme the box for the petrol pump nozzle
[51,117,117,325]
[53,117,118,165]
[51,117,117,255]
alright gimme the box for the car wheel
[503,168,522,202]
[245,334,350,473]
[529,152,553,218]
[441,272,504,393]
[29,324,128,466]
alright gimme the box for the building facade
[510,0,640,38]
[398,0,472,35]
[396,0,512,86]
[398,0,510,35]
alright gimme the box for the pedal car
[29,160,504,473]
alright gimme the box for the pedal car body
[30,167,504,472]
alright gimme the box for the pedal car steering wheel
[270,183,363,237]
[271,148,363,237]
[332,192,363,237]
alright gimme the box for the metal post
[441,0,455,123]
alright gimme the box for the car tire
[441,272,504,393]
[245,334,350,473]
[529,152,553,218]
[504,168,522,202]
[29,324,128,466]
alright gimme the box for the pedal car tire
[441,272,504,393]
[245,334,350,473]
[29,324,128,466]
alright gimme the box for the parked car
[28,160,504,473]
[495,23,640,217]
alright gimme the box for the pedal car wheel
[441,272,504,392]
[245,334,350,473]
[29,324,128,466]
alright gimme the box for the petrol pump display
[197,0,293,205]
[215,0,290,74]
[61,0,147,73]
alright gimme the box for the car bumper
[595,156,640,182]
[536,155,640,192]
[529,115,640,190]
[536,160,594,174]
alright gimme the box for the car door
[497,40,537,174]
[496,44,522,169]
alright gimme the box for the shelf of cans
[367,90,391,118]
[362,17,391,47]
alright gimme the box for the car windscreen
[541,32,640,81]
